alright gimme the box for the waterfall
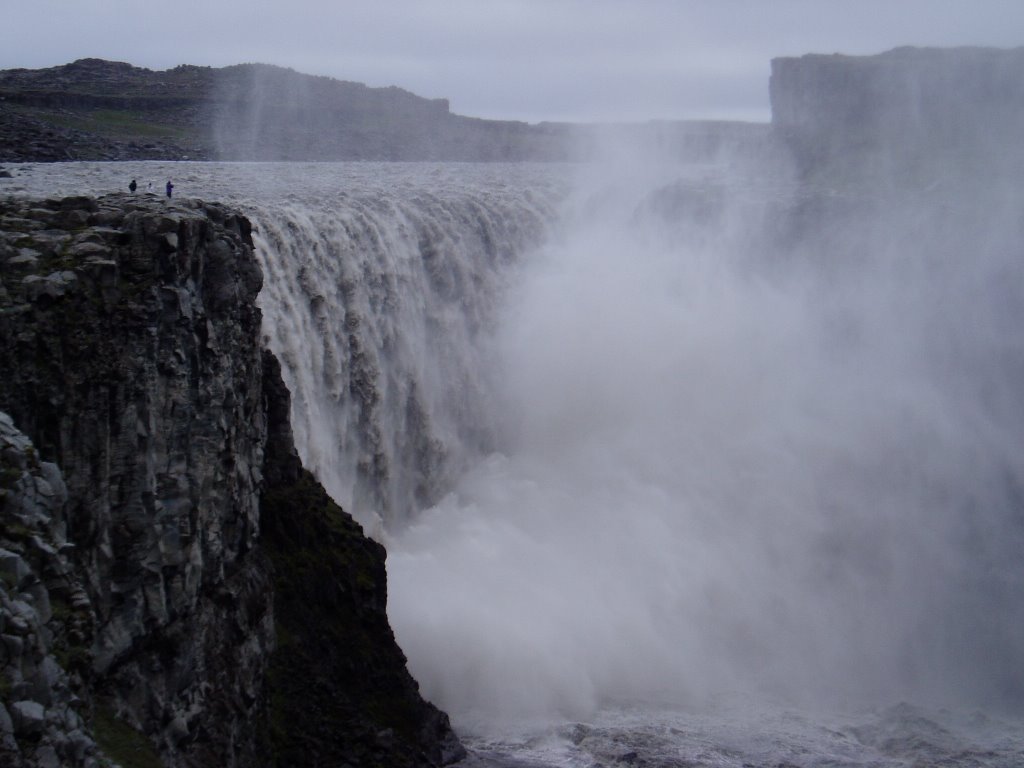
[236,159,1024,727]
[244,164,567,531]
[379,158,1024,726]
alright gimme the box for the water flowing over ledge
[4,157,1024,767]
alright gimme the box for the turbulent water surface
[4,160,1023,767]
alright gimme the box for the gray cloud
[4,0,1022,122]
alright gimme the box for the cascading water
[6,159,1024,767]
[246,165,565,532]
[6,161,565,532]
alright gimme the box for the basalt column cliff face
[0,193,460,767]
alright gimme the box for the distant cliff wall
[0,58,769,163]
[0,193,460,767]
[769,46,1024,180]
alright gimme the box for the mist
[386,128,1024,729]
[6,47,1019,760]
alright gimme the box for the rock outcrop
[0,192,460,767]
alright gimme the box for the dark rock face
[769,46,1024,181]
[0,412,101,767]
[0,193,460,767]
[0,193,274,767]
[260,350,464,768]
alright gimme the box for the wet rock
[0,701,16,749]
[10,700,45,737]
[33,744,61,768]
[22,271,76,301]
[7,250,40,267]
[0,549,31,590]
[67,241,109,258]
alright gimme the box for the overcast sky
[3,1,1022,123]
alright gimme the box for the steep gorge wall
[769,46,1024,180]
[0,193,459,767]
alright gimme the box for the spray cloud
[387,126,1024,729]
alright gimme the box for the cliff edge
[0,192,460,767]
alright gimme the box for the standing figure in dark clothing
[129,179,137,193]
[166,180,174,199]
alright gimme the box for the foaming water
[245,165,563,527]
[388,154,1024,732]
[457,700,1024,768]
[4,160,1023,766]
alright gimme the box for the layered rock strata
[0,193,459,767]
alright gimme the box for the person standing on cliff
[166,180,174,199]
[129,179,137,193]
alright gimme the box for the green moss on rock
[92,706,166,768]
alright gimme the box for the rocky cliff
[0,192,460,767]
[0,58,768,163]
[769,46,1024,181]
